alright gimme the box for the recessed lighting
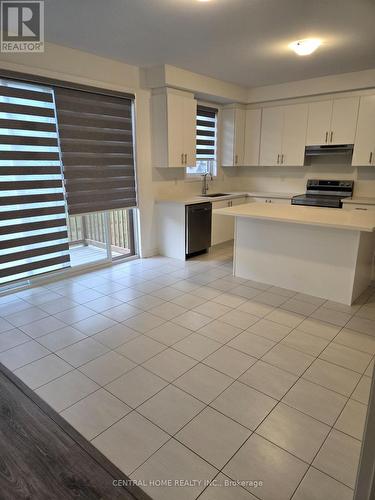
[289,38,321,56]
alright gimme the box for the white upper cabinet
[282,104,309,166]
[221,106,246,166]
[243,108,261,166]
[306,97,359,146]
[306,100,332,146]
[259,103,308,166]
[259,106,284,166]
[183,97,197,167]
[151,88,197,168]
[330,97,359,144]
[166,91,185,167]
[352,95,375,166]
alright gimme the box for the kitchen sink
[200,193,230,197]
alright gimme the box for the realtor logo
[1,0,44,52]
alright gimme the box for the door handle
[369,152,373,164]
[330,131,333,143]
[325,131,328,143]
[184,153,187,164]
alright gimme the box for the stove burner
[291,179,354,209]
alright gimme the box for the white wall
[1,44,375,259]
[230,159,375,197]
[0,45,237,257]
[243,71,375,197]
[0,44,163,257]
[247,68,375,103]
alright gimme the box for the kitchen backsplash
[230,163,375,197]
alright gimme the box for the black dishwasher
[185,202,212,258]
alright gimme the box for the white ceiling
[46,0,375,87]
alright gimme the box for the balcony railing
[67,209,133,257]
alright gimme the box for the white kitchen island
[215,203,375,305]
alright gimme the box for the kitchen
[157,91,375,305]
[0,2,375,500]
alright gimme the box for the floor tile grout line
[1,246,374,498]
[3,277,372,420]
[265,305,371,497]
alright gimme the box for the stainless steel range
[291,179,354,208]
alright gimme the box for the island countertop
[215,203,375,232]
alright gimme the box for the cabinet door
[352,95,375,166]
[330,97,359,145]
[232,197,247,205]
[183,97,197,167]
[306,100,332,146]
[234,108,246,165]
[282,104,308,166]
[221,108,236,166]
[167,92,185,167]
[211,200,234,245]
[259,107,284,166]
[269,198,291,205]
[243,109,261,166]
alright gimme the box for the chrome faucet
[201,172,212,195]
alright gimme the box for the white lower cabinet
[211,197,247,245]
[250,197,291,205]
[212,196,290,245]
[342,202,375,279]
[342,203,375,211]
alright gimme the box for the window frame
[0,71,139,291]
[185,102,219,179]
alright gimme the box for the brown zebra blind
[196,105,218,159]
[54,87,136,215]
[0,78,70,285]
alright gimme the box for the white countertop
[156,192,248,205]
[342,196,375,205]
[215,203,375,232]
[247,191,297,199]
[156,191,295,205]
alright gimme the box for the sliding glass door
[0,74,138,291]
[0,79,71,287]
[67,209,136,267]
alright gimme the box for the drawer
[343,203,375,211]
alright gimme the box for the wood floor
[0,362,151,500]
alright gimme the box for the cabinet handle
[330,131,333,143]
[369,152,373,164]
[184,153,187,164]
[181,153,184,164]
[235,154,238,165]
[355,208,368,211]
[277,154,280,164]
[281,154,284,164]
[325,131,328,143]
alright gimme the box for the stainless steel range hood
[305,144,354,156]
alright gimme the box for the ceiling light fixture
[289,38,321,56]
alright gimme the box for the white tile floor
[0,241,374,500]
